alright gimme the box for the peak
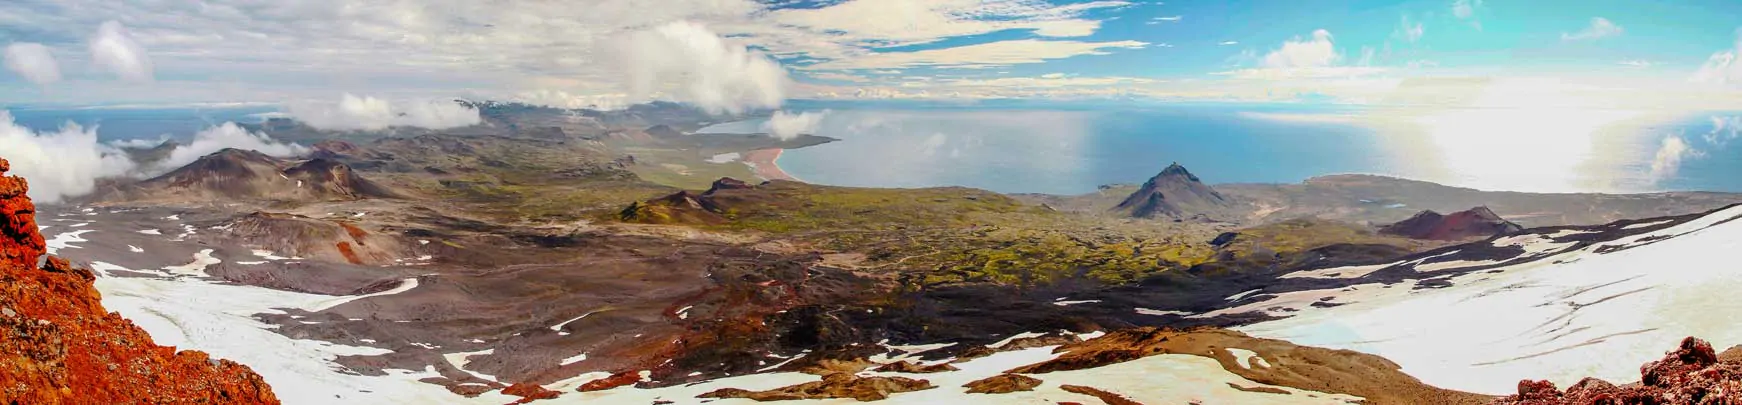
[1152,162,1202,183]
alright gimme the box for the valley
[15,101,1742,404]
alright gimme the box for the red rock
[502,383,561,403]
[0,157,280,404]
[577,370,641,392]
[1493,337,1742,404]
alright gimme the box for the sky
[3,0,1742,111]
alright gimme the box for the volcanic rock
[0,157,279,403]
[697,373,935,401]
[962,374,1043,394]
[98,148,400,203]
[1493,337,1742,404]
[1381,206,1523,240]
[1112,163,1233,219]
[502,383,560,403]
[871,360,959,374]
[1059,385,1143,405]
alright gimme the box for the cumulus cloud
[1265,30,1338,68]
[1145,16,1181,25]
[88,21,154,82]
[0,111,136,203]
[1707,115,1742,146]
[1562,17,1622,41]
[762,110,828,140]
[157,123,308,171]
[616,21,789,115]
[1211,29,1382,79]
[1452,0,1482,19]
[1648,135,1701,183]
[286,94,483,131]
[3,43,62,86]
[1693,35,1742,85]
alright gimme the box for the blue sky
[2,0,1742,110]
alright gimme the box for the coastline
[743,148,801,182]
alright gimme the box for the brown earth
[1008,327,1495,405]
[697,372,935,401]
[0,157,279,404]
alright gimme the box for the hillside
[0,158,278,403]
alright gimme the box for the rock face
[962,374,1042,394]
[0,157,279,403]
[1112,163,1233,219]
[1493,337,1742,405]
[698,373,935,401]
[1380,206,1524,240]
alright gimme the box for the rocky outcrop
[962,374,1042,394]
[0,157,279,403]
[1112,163,1233,220]
[697,373,935,402]
[871,360,959,374]
[1007,328,1494,405]
[620,177,763,225]
[281,158,401,199]
[1493,337,1742,404]
[1380,206,1523,240]
[1059,384,1143,405]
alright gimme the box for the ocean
[8,103,1740,196]
[705,103,1742,195]
[4,105,278,143]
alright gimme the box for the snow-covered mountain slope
[1233,204,1742,395]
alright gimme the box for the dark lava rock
[963,374,1043,394]
[871,360,959,374]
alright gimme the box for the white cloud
[286,94,483,131]
[802,39,1147,70]
[1562,17,1623,41]
[508,89,628,110]
[1618,60,1655,68]
[0,111,136,203]
[1266,30,1339,68]
[768,0,1129,48]
[1219,41,1239,46]
[0,1,1137,107]
[1707,115,1742,146]
[615,21,789,115]
[158,123,309,171]
[762,110,828,140]
[1396,15,1424,43]
[1213,29,1383,80]
[3,43,62,86]
[88,21,154,82]
[1146,15,1181,24]
[1648,135,1701,183]
[1693,35,1742,85]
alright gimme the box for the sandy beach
[743,148,799,182]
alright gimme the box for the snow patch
[1135,308,1192,316]
[302,278,421,312]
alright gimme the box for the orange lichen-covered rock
[0,157,280,404]
[1493,337,1742,405]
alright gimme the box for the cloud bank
[286,94,483,131]
[157,123,309,171]
[617,21,789,115]
[3,43,62,86]
[89,21,154,82]
[762,110,828,140]
[0,111,136,203]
